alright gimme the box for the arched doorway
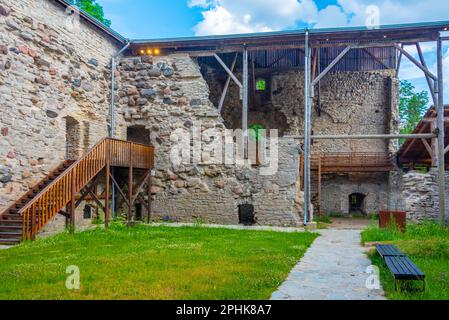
[349,193,366,215]
[66,116,81,160]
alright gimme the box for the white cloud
[191,0,318,36]
[190,0,449,36]
[187,0,214,8]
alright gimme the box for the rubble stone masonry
[0,0,121,229]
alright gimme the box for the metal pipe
[394,44,438,81]
[218,53,238,112]
[242,47,249,159]
[110,41,131,138]
[214,53,243,89]
[416,43,437,106]
[437,35,446,226]
[396,43,403,77]
[110,41,130,218]
[311,46,351,87]
[303,30,311,226]
[285,133,437,140]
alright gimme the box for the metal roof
[132,20,449,45]
[49,0,449,52]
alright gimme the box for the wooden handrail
[19,138,154,240]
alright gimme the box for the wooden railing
[310,152,394,173]
[20,138,154,240]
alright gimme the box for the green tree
[399,80,429,138]
[70,0,111,27]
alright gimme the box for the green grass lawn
[361,222,449,300]
[0,224,317,300]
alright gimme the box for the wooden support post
[30,204,36,241]
[70,167,76,233]
[317,152,322,217]
[128,143,133,224]
[105,140,111,228]
[147,172,152,224]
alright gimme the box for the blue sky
[99,0,449,104]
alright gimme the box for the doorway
[349,193,366,215]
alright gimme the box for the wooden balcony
[302,152,394,174]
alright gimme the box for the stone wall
[200,61,399,216]
[116,54,302,226]
[316,172,389,215]
[0,0,121,228]
[402,169,449,222]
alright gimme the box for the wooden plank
[376,244,405,258]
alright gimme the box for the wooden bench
[375,244,426,291]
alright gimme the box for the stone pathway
[271,229,386,300]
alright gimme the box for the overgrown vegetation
[0,224,317,300]
[399,80,429,144]
[362,221,449,300]
[69,0,111,27]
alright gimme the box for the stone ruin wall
[4,0,435,226]
[400,169,449,223]
[201,63,400,216]
[0,0,123,230]
[116,54,302,226]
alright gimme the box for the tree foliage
[399,80,429,136]
[70,0,111,27]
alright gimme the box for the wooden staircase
[0,138,154,245]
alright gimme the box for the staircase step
[0,232,22,239]
[0,239,21,245]
[0,219,22,225]
[0,225,22,231]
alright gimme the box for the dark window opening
[239,204,256,225]
[127,125,151,145]
[66,116,80,160]
[135,203,142,221]
[83,205,93,219]
[349,193,366,215]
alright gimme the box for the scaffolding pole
[287,133,437,140]
[437,35,446,226]
[242,47,249,159]
[303,31,311,226]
